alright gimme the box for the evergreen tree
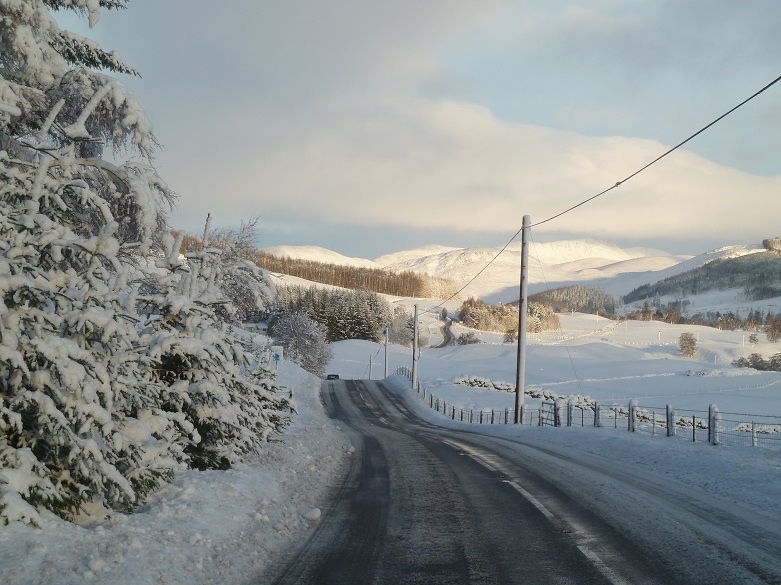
[767,315,781,343]
[0,1,289,524]
[0,0,175,524]
[641,299,652,321]
[275,285,392,343]
[137,229,290,471]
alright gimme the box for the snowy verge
[384,374,781,524]
[0,360,352,585]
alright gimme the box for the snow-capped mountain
[374,245,463,267]
[373,238,692,302]
[261,245,379,269]
[261,239,778,314]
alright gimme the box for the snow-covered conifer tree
[0,1,290,526]
[138,226,290,471]
[0,0,182,524]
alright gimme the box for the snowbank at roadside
[0,360,352,585]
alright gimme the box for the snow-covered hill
[261,245,379,269]
[374,245,462,267]
[618,244,777,317]
[375,238,692,302]
[263,239,778,315]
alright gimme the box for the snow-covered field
[3,311,781,584]
[334,309,781,415]
[329,311,781,524]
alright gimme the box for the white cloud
[60,1,781,253]
[167,94,781,245]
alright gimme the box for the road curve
[267,379,702,585]
[432,318,455,348]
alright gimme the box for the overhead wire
[532,72,781,228]
[361,344,385,378]
[423,227,524,314]
[424,71,781,314]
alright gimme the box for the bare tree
[679,332,697,358]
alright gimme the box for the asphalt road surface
[267,379,781,584]
[432,318,455,348]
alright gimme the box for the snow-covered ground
[329,312,781,524]
[0,360,352,585]
[3,311,781,584]
[343,309,781,412]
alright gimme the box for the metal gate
[540,401,559,427]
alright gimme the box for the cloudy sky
[60,1,781,259]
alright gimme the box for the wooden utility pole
[514,216,531,423]
[412,304,419,389]
[384,327,389,378]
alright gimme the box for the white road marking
[505,480,555,520]
[467,454,497,473]
[576,545,629,585]
[439,437,628,585]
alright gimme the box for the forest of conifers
[249,250,459,299]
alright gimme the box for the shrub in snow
[679,332,697,358]
[207,218,276,324]
[271,311,333,378]
[458,298,560,334]
[456,332,480,345]
[138,229,291,471]
[762,237,781,252]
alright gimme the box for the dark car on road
[326,374,340,380]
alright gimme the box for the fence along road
[264,378,781,585]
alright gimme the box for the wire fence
[393,367,781,451]
[395,367,540,426]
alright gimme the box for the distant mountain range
[261,239,780,316]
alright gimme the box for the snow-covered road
[269,378,781,583]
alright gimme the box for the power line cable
[423,229,523,314]
[424,71,781,313]
[533,72,781,228]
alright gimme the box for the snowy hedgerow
[137,229,291,471]
[0,148,183,525]
[208,219,276,324]
[271,311,333,378]
[0,1,290,525]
